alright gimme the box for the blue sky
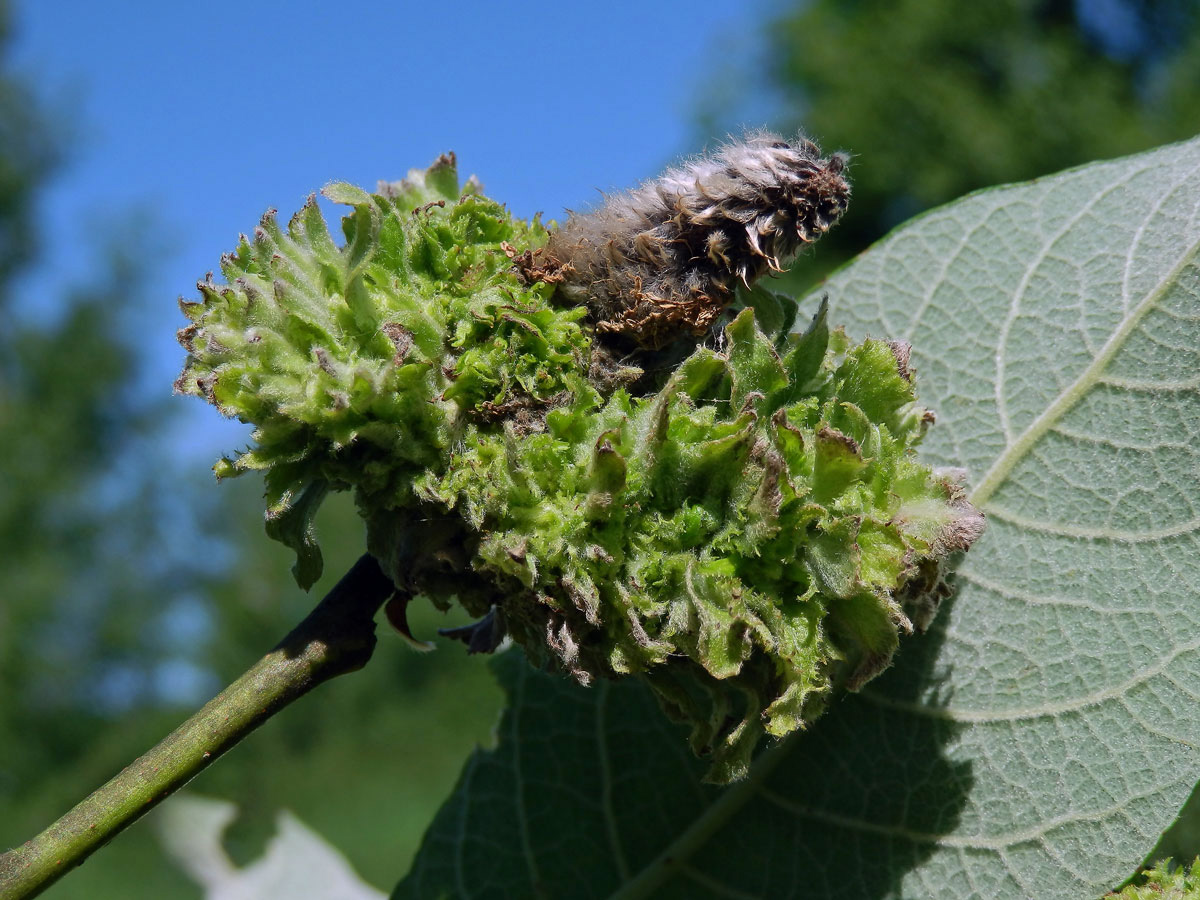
[10,0,776,457]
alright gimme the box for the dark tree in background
[0,3,171,787]
[0,21,264,899]
[0,8,50,283]
[747,0,1200,288]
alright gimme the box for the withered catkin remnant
[538,132,850,348]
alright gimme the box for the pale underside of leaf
[820,134,1200,899]
[395,136,1200,900]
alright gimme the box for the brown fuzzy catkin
[537,132,850,348]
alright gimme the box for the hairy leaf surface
[395,136,1200,899]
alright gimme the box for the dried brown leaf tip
[531,132,850,348]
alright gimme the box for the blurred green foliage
[0,2,502,895]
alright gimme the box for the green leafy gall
[1106,860,1200,899]
[175,155,583,588]
[177,154,984,781]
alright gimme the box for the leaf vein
[1049,424,1194,452]
[858,635,1200,722]
[759,782,1182,853]
[676,864,765,899]
[606,737,797,900]
[981,503,1200,542]
[901,213,990,343]
[1097,373,1200,390]
[453,753,479,900]
[956,567,1159,614]
[510,663,543,893]
[595,681,631,882]
[993,167,1146,445]
[971,229,1200,505]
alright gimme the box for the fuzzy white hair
[538,131,850,348]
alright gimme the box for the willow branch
[0,553,395,900]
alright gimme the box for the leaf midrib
[969,234,1200,507]
[605,737,797,900]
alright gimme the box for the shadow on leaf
[392,578,971,900]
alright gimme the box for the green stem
[0,553,395,900]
